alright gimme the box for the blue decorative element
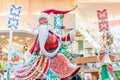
[7,64,11,80]
[45,69,59,80]
[54,14,63,29]
[8,5,21,29]
[54,28,61,34]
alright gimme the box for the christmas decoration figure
[15,6,80,80]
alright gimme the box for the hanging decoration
[54,14,64,34]
[54,14,63,28]
[8,5,22,29]
[97,9,109,32]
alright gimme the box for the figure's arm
[23,35,39,64]
[61,33,71,41]
[29,35,39,54]
[61,29,76,42]
[49,30,76,42]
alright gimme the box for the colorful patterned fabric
[45,69,59,80]
[8,5,21,29]
[15,56,50,80]
[50,53,80,78]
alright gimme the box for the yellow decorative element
[24,56,44,79]
[36,58,48,79]
[0,61,4,72]
[20,56,43,76]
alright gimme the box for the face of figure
[39,17,48,25]
[38,17,49,45]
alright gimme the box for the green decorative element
[88,48,93,56]
[59,45,73,63]
[78,40,84,54]
[0,62,4,73]
[101,65,110,80]
[114,70,120,80]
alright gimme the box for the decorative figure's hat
[38,5,78,20]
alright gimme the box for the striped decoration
[97,9,109,32]
[15,56,50,80]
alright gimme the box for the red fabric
[50,53,80,78]
[42,5,78,14]
[45,31,71,50]
[61,34,71,41]
[29,35,38,54]
[38,59,50,78]
[29,31,71,54]
[45,32,58,50]
[60,67,80,80]
[69,67,80,77]
[97,9,109,32]
[60,78,69,80]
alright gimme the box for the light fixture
[19,39,23,42]
[13,41,17,44]
[13,36,18,40]
[25,37,31,41]
[0,35,5,39]
[6,39,9,41]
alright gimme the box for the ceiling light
[25,37,31,41]
[13,36,18,40]
[13,41,17,44]
[19,39,23,42]
[6,39,9,41]
[0,35,5,39]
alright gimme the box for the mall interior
[0,0,120,80]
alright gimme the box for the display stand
[7,28,13,80]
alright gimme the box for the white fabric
[38,24,61,58]
[38,13,50,21]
